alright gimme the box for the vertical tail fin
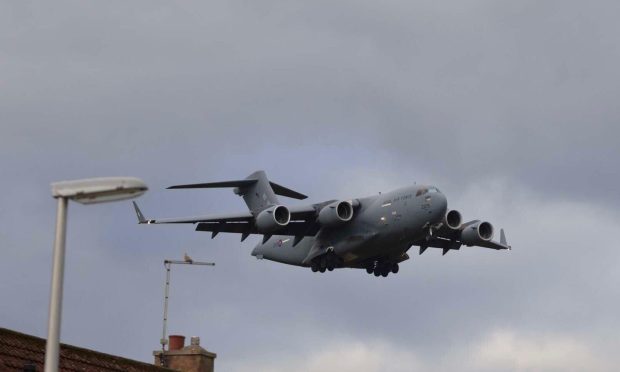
[236,170,280,213]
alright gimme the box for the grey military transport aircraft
[133,170,510,277]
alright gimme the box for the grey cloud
[1,1,620,371]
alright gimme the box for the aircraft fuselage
[251,185,448,269]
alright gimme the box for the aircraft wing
[133,201,325,239]
[133,202,252,224]
[414,220,511,255]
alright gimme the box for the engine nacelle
[255,205,290,233]
[460,221,494,246]
[318,201,354,227]
[443,210,462,230]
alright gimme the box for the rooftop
[0,327,174,372]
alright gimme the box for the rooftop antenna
[159,255,215,367]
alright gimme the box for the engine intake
[443,210,462,230]
[318,201,354,227]
[460,221,494,245]
[255,205,290,233]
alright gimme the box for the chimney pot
[190,336,200,346]
[169,335,185,351]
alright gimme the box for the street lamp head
[51,177,148,204]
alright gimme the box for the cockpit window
[416,186,440,197]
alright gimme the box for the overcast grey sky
[2,1,620,371]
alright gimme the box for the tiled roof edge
[0,328,175,371]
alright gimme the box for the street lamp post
[45,177,148,372]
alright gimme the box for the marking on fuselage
[275,238,291,247]
[380,216,388,226]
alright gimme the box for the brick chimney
[154,335,216,372]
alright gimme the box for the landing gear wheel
[319,267,326,273]
[381,265,390,277]
[373,269,381,277]
[391,263,399,274]
[327,261,335,271]
[311,262,319,272]
[366,267,374,274]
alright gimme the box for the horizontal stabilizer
[269,181,308,200]
[167,180,257,190]
[167,176,307,201]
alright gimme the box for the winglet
[132,201,147,224]
[500,229,511,250]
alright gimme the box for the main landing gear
[365,261,399,277]
[310,254,342,273]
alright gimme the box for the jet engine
[460,221,494,246]
[255,205,290,233]
[443,210,462,230]
[318,201,354,227]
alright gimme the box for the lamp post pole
[44,177,147,372]
[44,197,68,372]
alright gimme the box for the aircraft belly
[337,205,429,266]
[251,236,314,267]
